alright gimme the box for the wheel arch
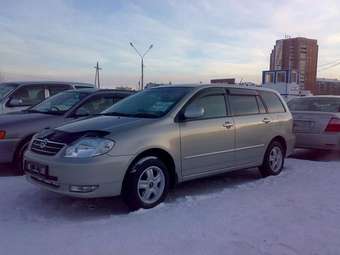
[122,148,178,193]
[268,136,287,156]
[12,133,35,162]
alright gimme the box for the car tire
[123,156,170,211]
[259,140,285,177]
[13,141,29,176]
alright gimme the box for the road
[1,149,340,255]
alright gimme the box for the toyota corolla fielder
[24,85,295,210]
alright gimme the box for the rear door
[179,88,235,177]
[228,88,270,166]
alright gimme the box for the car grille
[31,139,66,156]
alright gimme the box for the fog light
[69,185,99,193]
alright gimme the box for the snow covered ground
[1,152,340,255]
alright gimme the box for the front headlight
[64,137,115,158]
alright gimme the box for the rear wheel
[259,141,285,177]
[123,157,170,211]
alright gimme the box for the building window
[276,71,287,83]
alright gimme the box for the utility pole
[94,62,102,88]
[129,42,153,90]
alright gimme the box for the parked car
[24,85,295,210]
[0,81,95,114]
[288,96,340,150]
[0,88,133,174]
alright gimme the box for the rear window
[288,97,340,112]
[260,91,286,113]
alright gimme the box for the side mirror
[7,98,23,107]
[184,105,204,119]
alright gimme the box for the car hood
[56,115,154,134]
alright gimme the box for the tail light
[0,131,6,139]
[325,118,340,132]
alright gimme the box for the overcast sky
[0,0,340,89]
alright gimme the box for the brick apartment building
[270,37,318,93]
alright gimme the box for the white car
[288,96,340,150]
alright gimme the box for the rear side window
[229,95,259,116]
[260,91,286,113]
[256,96,267,114]
[48,85,72,96]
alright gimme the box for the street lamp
[129,42,153,90]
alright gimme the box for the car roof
[0,81,95,86]
[291,95,340,99]
[64,88,135,94]
[149,83,275,92]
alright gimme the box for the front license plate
[25,161,48,176]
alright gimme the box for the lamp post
[129,42,153,90]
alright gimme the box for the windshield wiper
[26,109,64,115]
[130,112,160,118]
[101,112,133,117]
[100,111,159,118]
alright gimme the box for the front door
[179,88,235,177]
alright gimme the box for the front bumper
[0,138,20,163]
[24,150,134,198]
[295,132,340,151]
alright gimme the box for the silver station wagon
[24,85,295,210]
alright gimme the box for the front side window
[229,95,259,116]
[186,93,227,119]
[9,85,45,107]
[103,87,192,118]
[30,91,89,115]
[0,83,17,99]
[260,91,286,113]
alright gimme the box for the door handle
[223,121,233,129]
[262,118,271,124]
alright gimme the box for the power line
[318,59,340,67]
[318,61,340,72]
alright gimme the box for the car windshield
[29,91,89,115]
[102,87,193,118]
[0,83,17,99]
[288,97,340,112]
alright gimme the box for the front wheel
[259,141,285,177]
[123,157,170,211]
[13,141,30,175]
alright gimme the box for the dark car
[0,81,95,114]
[0,88,133,174]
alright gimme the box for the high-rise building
[269,37,318,93]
